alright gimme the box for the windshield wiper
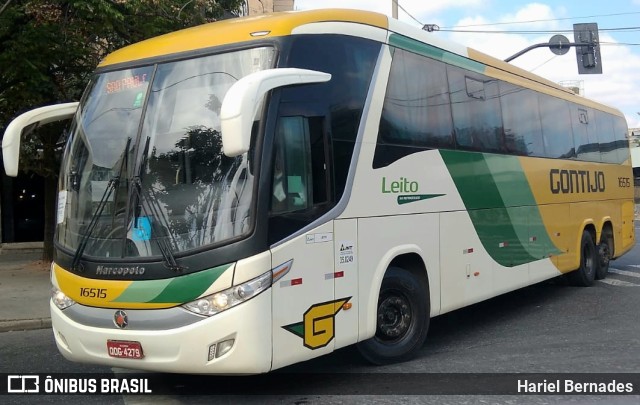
[71,138,131,271]
[129,136,186,272]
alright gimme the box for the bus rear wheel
[568,230,597,287]
[357,266,429,365]
[595,231,613,280]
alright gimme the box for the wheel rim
[376,292,412,342]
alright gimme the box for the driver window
[271,117,313,213]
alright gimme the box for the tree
[0,0,244,261]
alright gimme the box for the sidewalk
[0,249,51,332]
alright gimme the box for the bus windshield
[56,47,275,260]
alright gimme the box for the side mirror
[2,102,79,177]
[220,68,331,157]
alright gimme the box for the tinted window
[270,35,380,243]
[613,116,630,163]
[572,106,600,161]
[595,111,617,163]
[281,35,379,199]
[539,95,575,158]
[448,66,503,153]
[499,83,544,157]
[377,48,453,150]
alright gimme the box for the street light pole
[392,0,398,19]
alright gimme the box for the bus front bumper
[50,289,272,374]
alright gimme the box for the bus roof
[98,9,388,68]
[98,9,624,118]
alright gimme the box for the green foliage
[0,0,245,178]
[0,0,244,255]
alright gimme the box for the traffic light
[573,23,602,74]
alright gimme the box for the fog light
[57,331,69,350]
[216,339,235,358]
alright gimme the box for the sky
[294,0,640,130]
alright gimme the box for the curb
[0,241,44,255]
[0,318,51,333]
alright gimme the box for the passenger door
[269,116,337,370]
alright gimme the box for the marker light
[51,287,76,310]
[183,270,272,316]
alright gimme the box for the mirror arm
[220,68,331,157]
[2,102,79,177]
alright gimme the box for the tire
[357,266,430,365]
[567,230,597,287]
[595,232,613,280]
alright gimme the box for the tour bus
[2,9,635,374]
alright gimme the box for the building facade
[246,0,294,15]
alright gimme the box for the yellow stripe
[53,264,178,309]
[519,158,634,271]
[99,9,388,67]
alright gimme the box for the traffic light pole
[504,23,602,74]
[504,41,592,63]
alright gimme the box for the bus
[2,9,635,373]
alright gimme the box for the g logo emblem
[282,297,351,349]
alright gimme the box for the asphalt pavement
[0,249,51,332]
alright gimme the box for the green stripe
[397,194,445,205]
[114,263,232,304]
[467,208,536,266]
[389,34,485,73]
[483,155,561,259]
[484,155,537,207]
[112,278,173,303]
[441,150,559,267]
[282,322,305,339]
[440,150,505,209]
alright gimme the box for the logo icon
[7,375,40,393]
[113,310,128,329]
[282,297,351,349]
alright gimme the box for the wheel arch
[360,245,432,342]
[572,220,595,256]
[599,219,615,253]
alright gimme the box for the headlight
[183,270,272,316]
[51,287,76,310]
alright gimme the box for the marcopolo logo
[96,265,146,276]
[381,176,444,205]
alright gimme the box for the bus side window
[448,66,503,153]
[539,95,575,158]
[499,83,544,157]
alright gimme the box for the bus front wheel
[567,230,597,287]
[357,266,429,365]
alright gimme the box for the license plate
[107,340,144,359]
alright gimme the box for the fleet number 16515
[79,287,107,298]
